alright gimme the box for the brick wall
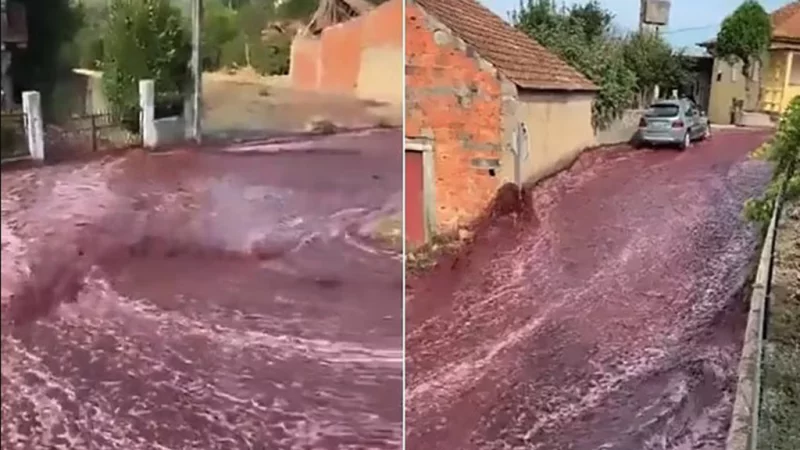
[290,38,321,91]
[290,0,402,101]
[319,18,364,93]
[405,2,504,231]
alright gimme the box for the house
[1,0,28,111]
[695,42,757,125]
[404,0,597,244]
[761,0,800,115]
[701,1,800,124]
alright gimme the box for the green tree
[622,32,690,106]
[565,0,613,42]
[745,95,800,223]
[277,0,318,20]
[101,0,190,129]
[512,0,637,128]
[715,0,772,107]
[203,0,240,70]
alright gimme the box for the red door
[405,150,425,246]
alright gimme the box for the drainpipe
[511,122,529,188]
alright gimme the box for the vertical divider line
[401,0,408,447]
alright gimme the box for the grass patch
[406,230,472,274]
[760,202,800,450]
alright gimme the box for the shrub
[250,34,292,76]
[745,96,800,223]
[512,0,638,129]
[101,0,190,131]
[202,0,239,70]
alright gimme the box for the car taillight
[639,118,647,127]
[672,120,684,128]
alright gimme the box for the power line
[659,23,721,35]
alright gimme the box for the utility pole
[190,0,203,143]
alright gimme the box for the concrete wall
[289,0,402,104]
[502,90,595,186]
[708,58,758,124]
[595,109,644,146]
[69,69,108,114]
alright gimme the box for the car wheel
[679,132,690,150]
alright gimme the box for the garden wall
[289,0,402,104]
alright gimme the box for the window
[716,70,723,82]
[647,103,680,117]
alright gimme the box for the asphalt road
[1,130,403,450]
[406,129,774,450]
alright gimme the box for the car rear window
[647,104,680,117]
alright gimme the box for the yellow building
[761,1,800,115]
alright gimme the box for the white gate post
[139,79,156,148]
[21,91,44,161]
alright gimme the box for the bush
[745,96,800,223]
[101,0,190,131]
[219,33,249,68]
[250,34,292,76]
[202,0,239,70]
[512,0,637,129]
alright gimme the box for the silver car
[636,99,711,150]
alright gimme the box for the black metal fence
[0,111,30,162]
[44,110,142,161]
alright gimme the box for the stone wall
[594,109,644,147]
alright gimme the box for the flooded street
[406,129,773,450]
[1,130,403,449]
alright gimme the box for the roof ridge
[414,0,597,91]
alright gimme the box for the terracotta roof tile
[771,1,800,41]
[414,0,597,91]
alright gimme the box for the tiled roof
[771,1,800,41]
[414,0,597,91]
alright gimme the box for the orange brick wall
[290,37,321,91]
[405,3,504,231]
[362,0,404,47]
[290,0,403,94]
[319,18,364,93]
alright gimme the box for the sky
[481,0,794,55]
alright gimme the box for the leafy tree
[101,0,191,129]
[10,0,83,115]
[565,0,613,42]
[715,0,772,106]
[277,0,319,20]
[745,96,800,223]
[622,32,690,106]
[66,3,109,70]
[512,0,637,128]
[203,0,240,70]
